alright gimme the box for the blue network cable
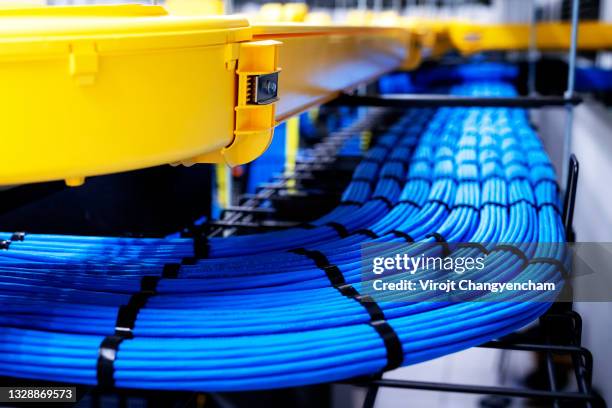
[0,81,565,392]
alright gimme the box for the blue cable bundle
[379,62,519,94]
[0,81,565,392]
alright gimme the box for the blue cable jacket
[0,81,564,392]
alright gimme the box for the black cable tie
[381,174,404,185]
[531,162,556,170]
[162,263,181,278]
[429,199,451,212]
[97,335,124,390]
[372,196,394,210]
[528,257,569,279]
[114,276,160,336]
[533,178,559,191]
[181,257,198,265]
[537,202,563,217]
[336,283,360,298]
[480,201,507,209]
[361,156,385,165]
[407,176,432,185]
[458,177,480,184]
[509,198,536,208]
[332,287,403,371]
[299,223,317,229]
[482,157,504,166]
[97,275,162,389]
[325,222,350,238]
[456,242,490,255]
[391,230,414,242]
[385,159,408,171]
[340,200,364,207]
[395,199,422,209]
[426,232,451,258]
[504,158,529,167]
[508,176,531,183]
[193,234,209,259]
[371,318,404,371]
[352,176,375,188]
[0,240,10,250]
[290,248,346,287]
[10,232,25,242]
[492,245,529,269]
[453,203,480,212]
[458,159,478,165]
[352,229,379,239]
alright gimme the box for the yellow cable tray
[0,4,409,186]
[449,21,612,54]
[11,4,603,187]
[252,23,408,121]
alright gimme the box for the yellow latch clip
[190,40,281,167]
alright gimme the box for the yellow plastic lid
[0,4,168,17]
[0,4,251,56]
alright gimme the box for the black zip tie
[531,162,556,170]
[97,335,124,390]
[407,176,432,185]
[458,177,480,184]
[429,199,451,212]
[458,159,478,165]
[385,159,408,171]
[391,230,414,242]
[162,263,181,279]
[426,232,451,258]
[509,198,536,207]
[504,158,529,167]
[381,174,404,186]
[97,275,162,389]
[482,157,504,166]
[508,176,531,183]
[533,178,559,191]
[299,223,317,230]
[352,177,375,188]
[410,158,434,166]
[361,156,385,165]
[10,232,25,242]
[193,234,209,259]
[181,256,198,265]
[372,196,394,210]
[528,257,569,279]
[480,201,507,209]
[340,200,364,207]
[325,222,350,238]
[290,248,346,287]
[395,199,422,209]
[0,240,10,250]
[453,203,480,212]
[331,284,404,372]
[506,200,563,217]
[457,242,490,254]
[491,245,529,269]
[435,155,455,162]
[180,234,210,265]
[352,229,379,239]
[537,202,563,217]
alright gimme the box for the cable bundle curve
[0,81,565,392]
